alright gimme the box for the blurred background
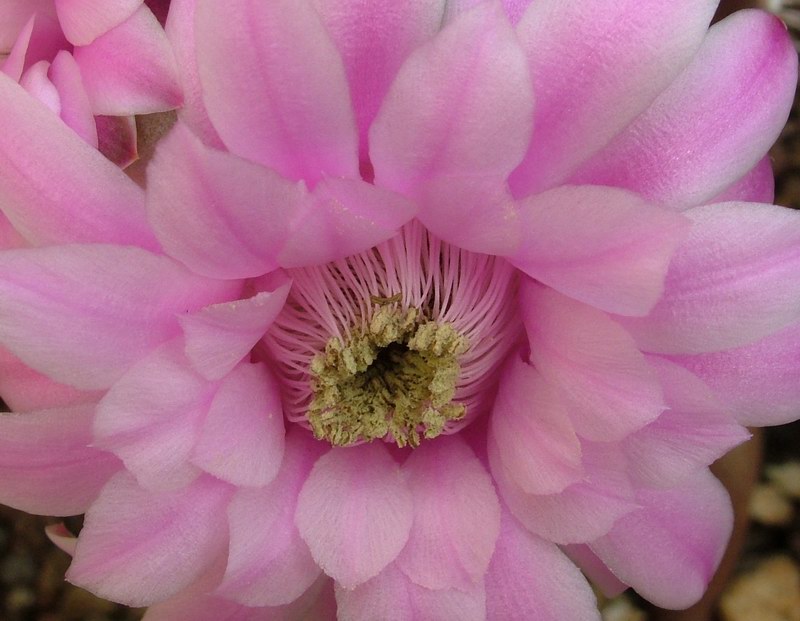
[1,1,800,620]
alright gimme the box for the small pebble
[602,595,647,621]
[720,556,800,621]
[749,484,795,526]
[767,462,800,499]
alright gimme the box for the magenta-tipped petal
[67,472,232,607]
[0,405,120,516]
[54,0,142,46]
[73,5,181,115]
[296,442,413,588]
[397,435,500,591]
[485,510,600,621]
[708,157,775,204]
[191,363,285,488]
[622,202,800,354]
[195,0,358,185]
[49,50,98,147]
[572,10,798,209]
[370,1,532,255]
[590,468,733,610]
[510,0,717,197]
[218,429,325,607]
[513,185,689,316]
[335,563,486,621]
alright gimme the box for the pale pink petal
[513,185,689,316]
[2,16,34,82]
[278,177,416,268]
[46,523,78,556]
[20,61,60,118]
[95,113,138,168]
[0,0,54,52]
[485,510,600,621]
[0,405,120,516]
[164,0,223,147]
[708,157,775,204]
[670,321,800,426]
[73,5,182,115]
[490,436,637,544]
[146,573,336,621]
[94,342,211,490]
[0,245,238,390]
[49,50,98,147]
[147,122,302,279]
[0,346,98,412]
[510,0,717,197]
[218,429,326,606]
[195,0,358,184]
[192,363,285,488]
[572,11,798,209]
[396,436,500,591]
[624,358,750,488]
[180,279,291,380]
[590,469,733,610]
[370,2,533,255]
[54,0,142,46]
[490,356,583,495]
[336,563,486,621]
[0,74,156,247]
[621,202,800,353]
[312,0,445,158]
[296,442,413,587]
[67,472,232,606]
[521,281,665,441]
[562,544,628,598]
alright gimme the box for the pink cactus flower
[0,0,798,619]
[0,0,182,166]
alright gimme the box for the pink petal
[670,321,800,427]
[68,472,232,606]
[164,0,223,147]
[563,544,628,599]
[370,2,533,254]
[0,74,156,247]
[19,60,60,114]
[94,341,211,490]
[312,0,445,158]
[147,122,302,279]
[521,281,665,441]
[0,244,238,390]
[490,436,637,545]
[73,5,182,115]
[218,428,326,606]
[195,0,358,185]
[278,177,416,268]
[708,157,775,204]
[54,0,142,46]
[336,563,486,621]
[396,436,500,591]
[0,0,55,52]
[49,50,98,147]
[192,363,285,488]
[485,510,600,621]
[571,11,798,209]
[624,357,750,488]
[510,0,717,197]
[2,15,65,82]
[295,442,413,587]
[0,346,98,412]
[512,185,689,316]
[146,575,336,621]
[46,523,78,556]
[490,356,583,495]
[179,278,291,380]
[589,468,733,610]
[0,405,120,516]
[621,202,800,353]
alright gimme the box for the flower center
[264,222,520,448]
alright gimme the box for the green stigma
[308,305,469,448]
